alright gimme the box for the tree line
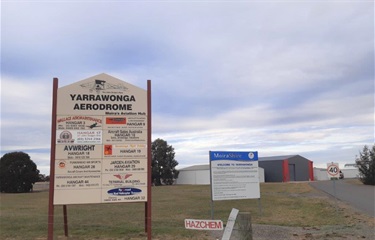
[1,143,374,193]
[0,138,179,193]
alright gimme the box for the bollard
[231,212,253,240]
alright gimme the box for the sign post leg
[63,205,68,237]
[48,78,58,240]
[333,179,338,215]
[146,80,152,240]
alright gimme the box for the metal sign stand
[47,78,58,240]
[327,162,340,217]
[332,178,338,215]
[63,205,68,237]
[47,79,72,239]
[146,80,152,240]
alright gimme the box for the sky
[1,0,374,175]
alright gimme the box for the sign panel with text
[184,219,223,230]
[210,151,260,201]
[54,73,148,205]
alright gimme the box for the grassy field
[0,182,371,239]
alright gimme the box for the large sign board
[54,73,148,205]
[209,151,260,201]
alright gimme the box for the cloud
[1,1,373,174]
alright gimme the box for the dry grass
[0,182,370,239]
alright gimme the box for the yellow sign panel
[56,130,103,144]
[55,174,101,189]
[56,74,147,116]
[55,144,103,160]
[101,172,147,187]
[55,159,102,174]
[103,129,147,144]
[57,116,103,130]
[102,159,147,173]
[54,189,102,205]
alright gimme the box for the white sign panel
[210,151,260,201]
[54,73,148,205]
[327,162,340,179]
[184,219,223,230]
[56,130,103,144]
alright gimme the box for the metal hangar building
[258,155,314,182]
[175,155,313,184]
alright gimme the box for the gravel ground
[251,222,374,240]
[210,222,374,240]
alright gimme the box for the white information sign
[327,162,340,179]
[210,151,260,201]
[54,73,148,205]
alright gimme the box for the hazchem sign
[209,151,260,201]
[184,219,223,230]
[53,73,148,205]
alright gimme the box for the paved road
[309,179,375,218]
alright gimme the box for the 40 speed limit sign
[327,162,340,178]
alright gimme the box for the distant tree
[0,152,40,193]
[355,145,375,185]
[38,174,50,182]
[151,138,179,186]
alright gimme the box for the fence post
[232,212,253,240]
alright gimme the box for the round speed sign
[327,163,340,177]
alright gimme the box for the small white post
[221,208,239,240]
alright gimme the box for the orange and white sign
[103,116,146,129]
[103,144,148,158]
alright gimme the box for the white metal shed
[175,164,265,184]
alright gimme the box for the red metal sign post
[47,78,58,240]
[146,80,152,239]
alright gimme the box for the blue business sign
[107,187,142,196]
[209,151,258,161]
